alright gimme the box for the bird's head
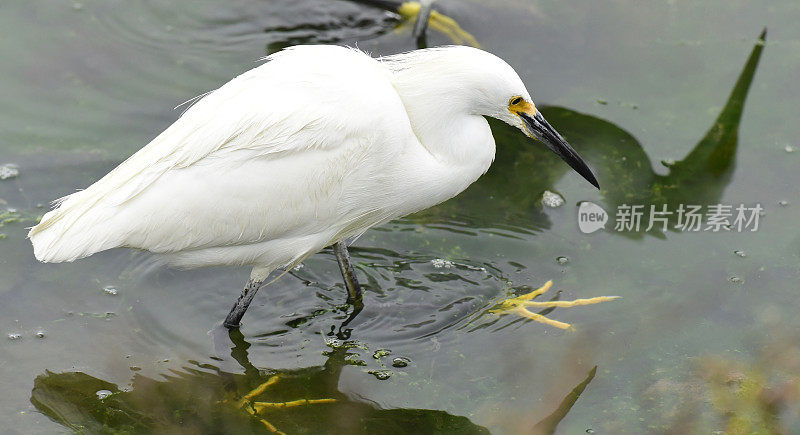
[455,47,599,189]
[386,46,598,188]
[501,93,599,189]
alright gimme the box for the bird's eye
[510,97,523,106]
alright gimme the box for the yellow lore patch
[508,96,536,116]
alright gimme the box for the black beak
[520,111,599,189]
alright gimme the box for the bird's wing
[29,46,415,263]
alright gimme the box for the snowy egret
[29,45,608,328]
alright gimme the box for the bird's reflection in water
[415,29,767,239]
[30,320,597,434]
[262,0,478,53]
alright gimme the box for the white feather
[29,45,534,280]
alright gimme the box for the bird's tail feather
[28,190,124,263]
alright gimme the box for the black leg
[347,1,432,46]
[333,241,363,304]
[413,1,433,48]
[224,278,264,329]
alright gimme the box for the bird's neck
[400,107,497,212]
[396,92,496,171]
[386,55,496,168]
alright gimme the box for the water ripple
[92,0,398,55]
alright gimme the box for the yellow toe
[489,281,618,329]
[237,375,281,408]
[253,398,337,413]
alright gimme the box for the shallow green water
[1,1,799,433]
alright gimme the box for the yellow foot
[396,2,480,47]
[236,374,337,433]
[489,280,619,330]
[253,398,337,412]
[237,375,282,409]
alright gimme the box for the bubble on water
[103,285,118,296]
[556,256,570,265]
[71,2,84,11]
[324,337,343,347]
[734,250,746,258]
[130,366,141,371]
[778,200,789,206]
[431,258,453,269]
[586,430,595,434]
[392,357,411,368]
[96,390,112,400]
[345,355,366,366]
[372,349,391,359]
[729,276,743,284]
[35,330,46,339]
[785,145,795,153]
[368,370,392,380]
[0,164,19,180]
[36,203,44,208]
[541,190,564,208]
[7,333,21,341]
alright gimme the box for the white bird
[28,45,600,328]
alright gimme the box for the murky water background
[1,0,799,433]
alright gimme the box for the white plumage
[29,45,594,285]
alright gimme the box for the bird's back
[29,46,421,268]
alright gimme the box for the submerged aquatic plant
[640,329,800,433]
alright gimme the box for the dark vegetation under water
[30,328,600,434]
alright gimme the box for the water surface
[1,0,799,433]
